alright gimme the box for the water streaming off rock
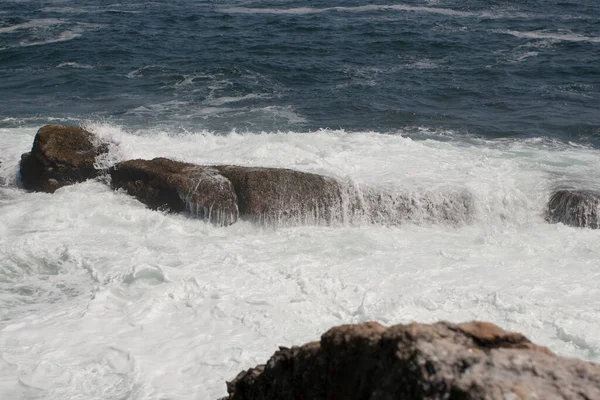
[1,0,600,398]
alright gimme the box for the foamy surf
[1,125,600,399]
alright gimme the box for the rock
[214,165,346,225]
[214,166,474,226]
[222,321,600,400]
[19,124,108,193]
[111,158,476,227]
[546,189,600,229]
[110,158,239,226]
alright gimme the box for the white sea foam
[1,126,600,399]
[221,4,594,22]
[39,6,91,13]
[502,29,600,43]
[126,65,164,79]
[250,105,307,124]
[18,30,82,47]
[507,51,539,63]
[0,18,64,34]
[204,94,268,106]
[0,21,102,50]
[56,61,94,69]
[222,4,474,17]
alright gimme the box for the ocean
[1,0,599,398]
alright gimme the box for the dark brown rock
[222,321,600,400]
[111,158,476,227]
[214,165,346,225]
[547,189,600,229]
[110,158,238,226]
[19,124,108,193]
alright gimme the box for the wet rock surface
[222,321,600,400]
[547,188,600,229]
[16,125,477,227]
[214,165,346,225]
[110,158,239,226]
[19,124,108,193]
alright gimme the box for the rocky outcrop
[110,158,239,226]
[222,321,600,400]
[110,159,349,225]
[19,124,108,193]
[111,159,475,226]
[214,165,346,224]
[16,125,476,227]
[546,188,600,229]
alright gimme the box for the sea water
[1,1,599,399]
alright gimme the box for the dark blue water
[1,0,599,143]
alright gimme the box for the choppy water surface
[1,1,600,399]
[1,0,599,140]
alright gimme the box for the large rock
[222,321,600,400]
[214,165,346,225]
[110,158,239,226]
[20,124,108,193]
[216,167,474,226]
[110,158,476,227]
[546,189,600,229]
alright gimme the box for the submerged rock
[360,187,475,226]
[20,124,108,193]
[546,189,600,229]
[222,321,600,400]
[110,158,239,226]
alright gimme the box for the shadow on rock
[110,158,239,226]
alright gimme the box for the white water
[1,125,600,399]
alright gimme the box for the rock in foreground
[222,321,600,400]
[547,189,600,229]
[20,124,108,193]
[110,158,239,226]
